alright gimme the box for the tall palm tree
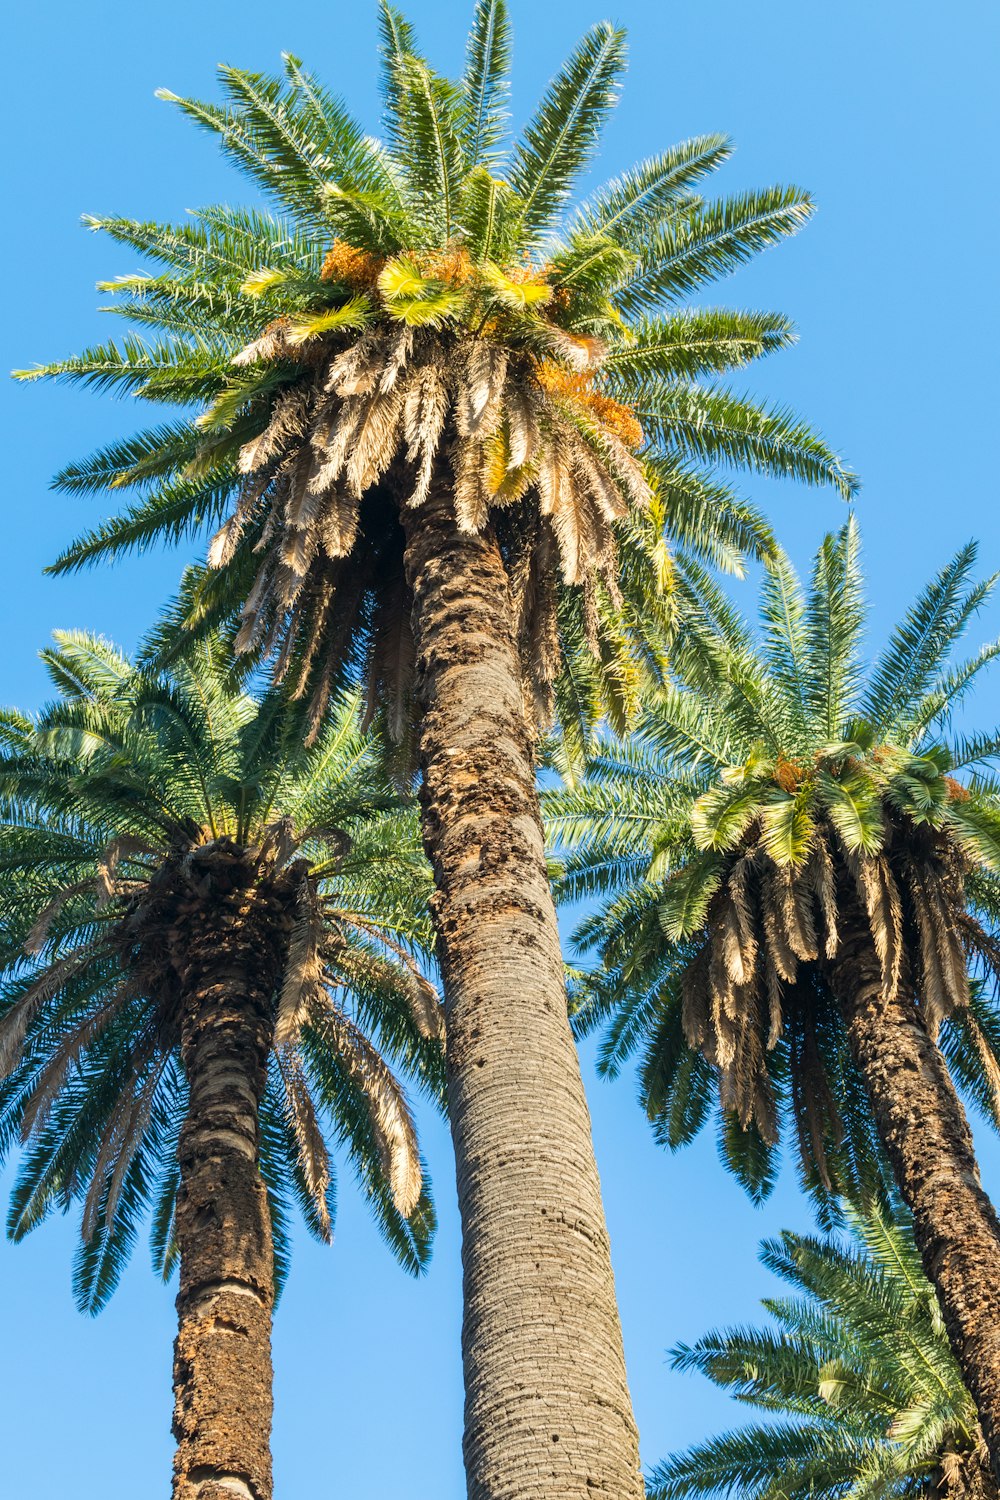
[15,5,854,1489]
[0,633,443,1500]
[652,1204,996,1500]
[549,521,1000,1473]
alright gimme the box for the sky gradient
[2,2,999,1494]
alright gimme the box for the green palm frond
[460,0,512,166]
[572,133,732,243]
[617,187,815,310]
[0,637,443,1311]
[508,22,627,237]
[652,1203,984,1500]
[23,3,852,773]
[548,523,1000,1211]
[632,383,858,499]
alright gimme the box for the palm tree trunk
[939,1447,1000,1500]
[400,492,644,1500]
[171,929,276,1500]
[828,910,1000,1480]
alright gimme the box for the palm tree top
[652,1202,993,1500]
[0,632,443,1310]
[16,0,855,754]
[549,520,1000,1206]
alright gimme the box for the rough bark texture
[401,493,644,1500]
[168,847,290,1500]
[938,1446,999,1500]
[827,906,1000,1480]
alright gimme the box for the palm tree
[15,5,855,1489]
[549,521,1000,1473]
[0,632,443,1500]
[651,1203,996,1500]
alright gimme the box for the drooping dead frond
[96,835,159,906]
[25,880,103,955]
[903,856,969,1034]
[275,879,326,1048]
[806,839,839,958]
[205,310,651,738]
[850,853,903,1003]
[231,317,295,370]
[456,340,507,439]
[238,386,312,474]
[361,574,418,751]
[335,913,445,1042]
[277,1047,332,1241]
[317,489,360,560]
[722,858,757,985]
[760,868,800,985]
[403,357,450,507]
[310,993,422,1216]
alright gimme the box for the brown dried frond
[806,838,839,958]
[453,441,492,534]
[233,553,279,655]
[238,386,312,476]
[789,1006,841,1191]
[231,317,294,368]
[681,947,712,1051]
[721,858,758,986]
[851,854,903,1001]
[330,915,445,1042]
[277,1048,332,1240]
[350,388,407,497]
[310,995,422,1216]
[903,856,969,1032]
[779,866,819,963]
[456,341,508,439]
[206,314,654,748]
[764,951,783,1049]
[323,330,386,398]
[275,880,326,1048]
[287,574,336,702]
[511,525,561,725]
[362,574,417,747]
[403,357,450,507]
[761,867,801,984]
[321,240,385,289]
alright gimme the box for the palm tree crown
[0,633,442,1310]
[17,0,854,750]
[653,1203,995,1500]
[549,520,1000,1206]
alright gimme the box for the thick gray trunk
[401,493,643,1500]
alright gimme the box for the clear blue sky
[3,2,999,1494]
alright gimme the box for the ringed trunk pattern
[401,492,644,1500]
[827,908,1000,1480]
[169,848,288,1500]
